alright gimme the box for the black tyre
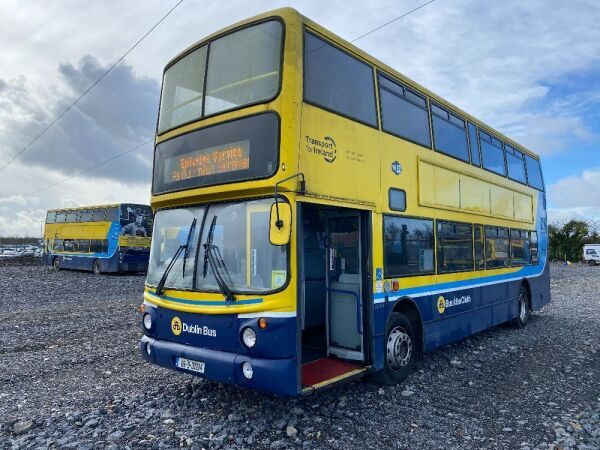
[589,259,597,266]
[374,312,417,385]
[93,260,102,275]
[513,285,530,328]
[53,257,60,271]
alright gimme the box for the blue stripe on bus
[373,263,545,301]
[147,291,263,306]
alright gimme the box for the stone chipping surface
[0,259,598,449]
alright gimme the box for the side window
[90,240,102,253]
[389,188,406,212]
[480,130,506,176]
[54,239,64,251]
[55,212,67,223]
[79,240,90,253]
[92,209,106,222]
[525,155,544,190]
[46,211,56,223]
[66,211,79,222]
[467,122,481,167]
[64,240,75,252]
[384,216,434,277]
[474,225,485,269]
[80,210,93,222]
[378,75,431,147]
[304,31,377,126]
[530,231,539,264]
[511,229,531,265]
[105,207,119,222]
[430,103,469,162]
[485,226,509,268]
[506,145,526,183]
[437,221,474,273]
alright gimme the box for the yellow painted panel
[298,104,380,206]
[418,160,435,207]
[433,166,460,208]
[514,192,533,222]
[490,185,513,218]
[460,175,490,214]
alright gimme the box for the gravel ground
[0,260,598,450]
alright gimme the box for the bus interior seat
[329,273,361,351]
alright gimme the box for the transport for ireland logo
[304,135,336,163]
[171,316,182,336]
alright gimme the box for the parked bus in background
[583,244,600,266]
[140,8,550,396]
[44,204,153,274]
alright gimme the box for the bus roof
[168,7,541,160]
[47,203,150,213]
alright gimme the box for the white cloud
[1,0,600,235]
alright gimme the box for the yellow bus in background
[140,8,550,396]
[44,204,153,274]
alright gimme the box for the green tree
[548,219,590,261]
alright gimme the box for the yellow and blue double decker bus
[140,8,550,396]
[44,203,153,274]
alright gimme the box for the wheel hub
[386,326,412,370]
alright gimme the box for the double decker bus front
[140,11,301,396]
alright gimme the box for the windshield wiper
[155,218,197,296]
[182,218,197,278]
[202,215,236,303]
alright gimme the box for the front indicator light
[242,361,253,379]
[242,327,257,348]
[145,342,152,356]
[258,317,268,329]
[143,313,152,330]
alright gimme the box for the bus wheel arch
[93,259,102,275]
[513,280,531,328]
[375,298,423,385]
[391,298,424,357]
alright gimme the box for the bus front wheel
[375,312,417,385]
[53,257,60,271]
[513,285,530,328]
[93,260,102,275]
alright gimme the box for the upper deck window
[158,20,283,134]
[505,145,526,183]
[525,154,544,190]
[480,130,506,176]
[304,31,377,126]
[378,75,431,147]
[431,103,469,162]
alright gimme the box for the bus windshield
[146,198,288,294]
[158,20,283,133]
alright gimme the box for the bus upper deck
[140,8,550,396]
[44,203,153,274]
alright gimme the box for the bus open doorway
[298,203,371,392]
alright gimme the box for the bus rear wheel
[513,285,530,328]
[93,260,102,275]
[375,312,417,385]
[53,257,60,271]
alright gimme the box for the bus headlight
[242,361,253,379]
[242,327,256,348]
[143,313,152,330]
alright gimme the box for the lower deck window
[511,230,531,265]
[485,226,510,268]
[384,216,434,277]
[437,221,474,273]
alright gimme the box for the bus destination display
[165,140,250,183]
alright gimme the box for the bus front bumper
[140,335,298,396]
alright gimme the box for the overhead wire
[0,0,184,173]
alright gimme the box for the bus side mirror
[269,202,291,246]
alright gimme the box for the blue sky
[0,0,599,236]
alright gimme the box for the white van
[583,244,600,265]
